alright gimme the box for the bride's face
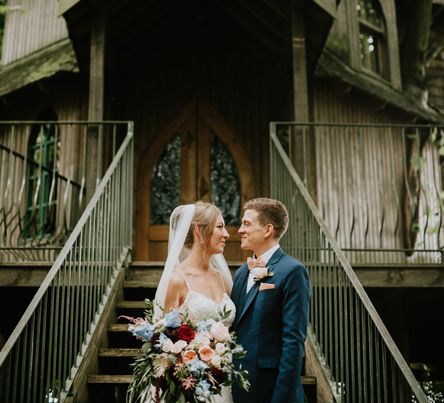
[207,215,230,254]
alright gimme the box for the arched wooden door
[136,100,255,261]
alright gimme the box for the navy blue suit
[231,248,311,403]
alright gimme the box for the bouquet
[122,300,249,403]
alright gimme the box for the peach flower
[199,346,215,362]
[182,350,197,364]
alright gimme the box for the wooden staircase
[87,262,318,402]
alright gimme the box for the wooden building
[1,0,444,402]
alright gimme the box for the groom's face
[238,209,267,253]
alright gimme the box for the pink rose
[199,346,215,362]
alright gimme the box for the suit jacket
[231,248,311,403]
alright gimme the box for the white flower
[250,267,269,281]
[194,334,211,346]
[215,342,226,354]
[161,339,174,353]
[211,354,222,367]
[210,322,230,342]
[170,340,188,354]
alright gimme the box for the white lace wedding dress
[180,273,236,403]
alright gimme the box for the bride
[154,202,236,403]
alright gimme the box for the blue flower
[196,380,211,400]
[196,320,211,332]
[128,321,154,341]
[188,358,208,374]
[164,310,181,328]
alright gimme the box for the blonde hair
[243,198,288,239]
[184,202,222,247]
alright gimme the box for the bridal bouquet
[122,300,249,403]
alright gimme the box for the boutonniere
[250,267,275,282]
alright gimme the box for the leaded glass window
[151,134,181,224]
[356,0,387,76]
[24,124,59,239]
[210,133,240,225]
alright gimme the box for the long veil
[154,204,233,318]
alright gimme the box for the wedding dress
[179,272,236,403]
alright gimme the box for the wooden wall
[1,0,68,64]
[312,81,443,262]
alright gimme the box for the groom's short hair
[244,198,289,239]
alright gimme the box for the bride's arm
[164,271,187,312]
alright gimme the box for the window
[326,0,401,87]
[23,121,59,239]
[151,134,182,225]
[356,0,387,77]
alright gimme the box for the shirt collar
[256,244,280,265]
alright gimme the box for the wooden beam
[0,263,52,287]
[86,3,106,200]
[289,1,317,201]
[216,2,279,51]
[353,264,444,288]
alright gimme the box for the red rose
[177,324,196,342]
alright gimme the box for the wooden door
[136,100,255,261]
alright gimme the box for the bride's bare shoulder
[168,269,187,288]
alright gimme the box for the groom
[231,198,311,403]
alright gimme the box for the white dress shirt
[246,244,280,293]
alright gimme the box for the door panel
[136,100,254,261]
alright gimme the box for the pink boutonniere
[250,267,275,282]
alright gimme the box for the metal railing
[0,121,128,262]
[270,129,428,403]
[275,122,444,264]
[0,122,134,402]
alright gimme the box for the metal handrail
[274,122,444,264]
[270,127,428,402]
[0,122,134,402]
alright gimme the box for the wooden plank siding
[1,0,68,64]
[312,82,443,263]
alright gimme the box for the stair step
[88,374,133,384]
[108,324,142,348]
[122,280,156,300]
[88,374,316,386]
[109,323,130,331]
[98,348,142,374]
[116,301,147,322]
[99,348,141,357]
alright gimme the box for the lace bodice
[182,290,236,326]
[174,270,236,327]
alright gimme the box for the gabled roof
[0,38,78,98]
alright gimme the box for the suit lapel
[237,281,259,323]
[231,264,249,307]
[235,248,285,325]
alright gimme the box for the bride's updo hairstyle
[184,202,222,248]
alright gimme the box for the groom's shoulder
[278,252,307,274]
